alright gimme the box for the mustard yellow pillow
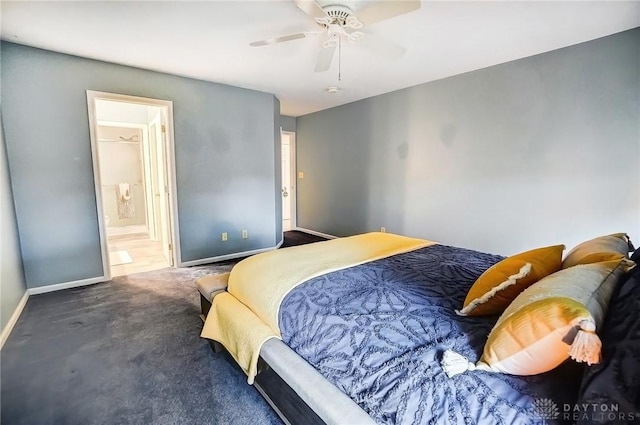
[562,233,633,269]
[442,259,632,378]
[456,245,565,316]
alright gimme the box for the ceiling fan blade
[294,0,327,20]
[250,32,309,47]
[356,0,421,26]
[355,31,406,59]
[314,44,337,72]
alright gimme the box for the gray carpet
[1,261,283,425]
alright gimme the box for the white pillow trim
[456,263,532,316]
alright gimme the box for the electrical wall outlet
[380,227,386,233]
[221,232,228,241]
[242,230,248,239]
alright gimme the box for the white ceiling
[1,1,638,117]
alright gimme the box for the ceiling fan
[249,0,421,73]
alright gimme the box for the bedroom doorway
[87,91,179,279]
[281,131,296,231]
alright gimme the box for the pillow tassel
[568,319,601,366]
[441,350,476,378]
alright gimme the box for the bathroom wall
[95,101,150,125]
[97,126,147,228]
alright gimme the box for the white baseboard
[293,227,338,240]
[28,276,106,295]
[1,290,29,350]
[180,245,281,268]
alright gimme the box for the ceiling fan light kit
[318,4,355,24]
[249,0,421,81]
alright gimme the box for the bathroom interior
[95,99,173,277]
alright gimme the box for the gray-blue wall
[0,111,28,334]
[296,29,640,255]
[275,100,283,244]
[2,42,281,288]
[281,116,296,133]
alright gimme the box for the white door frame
[281,131,297,230]
[86,90,181,280]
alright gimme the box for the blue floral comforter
[279,244,582,425]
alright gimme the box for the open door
[146,113,173,266]
[158,115,174,266]
[148,119,161,242]
[281,132,296,231]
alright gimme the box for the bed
[200,232,639,425]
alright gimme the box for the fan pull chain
[338,35,342,82]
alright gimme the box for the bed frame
[210,340,325,425]
[202,293,325,425]
[200,296,374,425]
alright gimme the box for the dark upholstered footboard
[200,293,212,318]
[210,340,325,425]
[253,357,325,425]
[201,296,325,425]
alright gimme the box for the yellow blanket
[201,232,434,383]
